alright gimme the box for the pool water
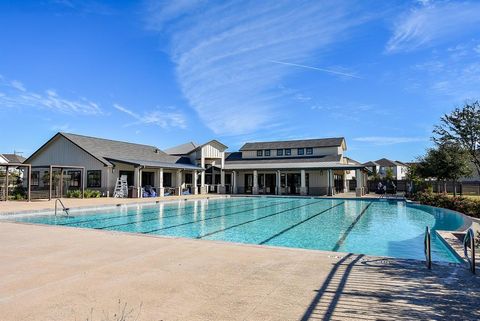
[11,197,465,262]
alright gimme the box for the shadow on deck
[301,254,480,321]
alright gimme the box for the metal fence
[366,179,480,195]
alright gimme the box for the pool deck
[1,220,479,320]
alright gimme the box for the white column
[253,170,259,195]
[355,169,363,197]
[232,171,237,194]
[300,169,307,195]
[327,169,334,196]
[176,170,182,196]
[200,156,206,194]
[158,168,164,197]
[134,167,140,198]
[219,170,226,194]
[193,170,198,195]
[276,170,281,195]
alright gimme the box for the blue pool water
[11,197,466,262]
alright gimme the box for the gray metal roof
[164,142,199,155]
[239,137,344,151]
[59,133,196,169]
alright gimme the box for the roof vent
[155,149,160,154]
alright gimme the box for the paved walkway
[1,222,478,321]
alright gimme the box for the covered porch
[226,165,368,197]
[107,158,204,198]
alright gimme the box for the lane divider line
[259,201,345,245]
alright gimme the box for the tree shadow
[300,254,480,320]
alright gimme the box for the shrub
[84,189,101,198]
[66,189,102,198]
[66,189,82,198]
[410,191,480,218]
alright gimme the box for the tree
[417,143,472,196]
[385,167,395,181]
[433,100,480,177]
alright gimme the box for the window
[257,150,263,157]
[297,148,304,155]
[264,149,271,156]
[87,170,101,188]
[31,171,39,186]
[277,149,283,156]
[67,170,81,187]
[306,147,313,155]
[285,149,291,156]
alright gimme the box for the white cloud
[0,76,101,115]
[10,80,26,92]
[145,0,369,135]
[386,2,480,53]
[354,136,427,145]
[113,103,186,129]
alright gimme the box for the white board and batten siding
[200,143,224,159]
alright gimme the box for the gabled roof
[26,132,199,169]
[164,142,199,155]
[165,139,228,155]
[1,154,26,163]
[239,137,345,151]
[363,161,379,167]
[374,158,404,167]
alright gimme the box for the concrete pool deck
[1,221,479,321]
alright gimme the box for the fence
[367,179,480,195]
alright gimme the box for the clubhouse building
[24,132,368,199]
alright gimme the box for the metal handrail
[463,228,476,274]
[424,226,432,269]
[54,199,69,216]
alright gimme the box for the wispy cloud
[354,136,427,145]
[145,0,370,135]
[113,103,186,129]
[269,60,362,79]
[386,1,480,53]
[411,41,480,101]
[0,75,101,115]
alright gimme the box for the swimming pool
[10,197,466,263]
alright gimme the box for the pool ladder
[463,228,476,274]
[424,226,432,269]
[54,199,70,217]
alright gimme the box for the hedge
[410,192,480,219]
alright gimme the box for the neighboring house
[0,153,28,200]
[364,158,409,180]
[1,153,26,164]
[25,132,203,199]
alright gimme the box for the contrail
[269,60,362,79]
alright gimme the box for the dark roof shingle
[239,137,344,151]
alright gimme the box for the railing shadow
[300,254,480,321]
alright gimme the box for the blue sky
[1,0,479,162]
